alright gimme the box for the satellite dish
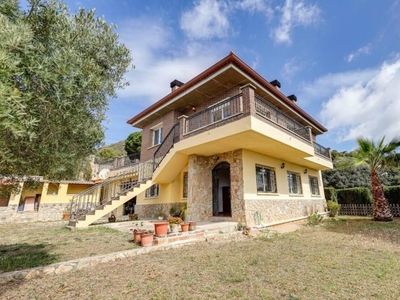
[99,169,111,180]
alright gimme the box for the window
[211,101,231,122]
[152,127,162,146]
[256,165,277,193]
[182,172,188,198]
[309,176,320,195]
[146,184,159,198]
[287,171,302,194]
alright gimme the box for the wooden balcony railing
[313,142,331,159]
[185,94,243,133]
[255,94,311,142]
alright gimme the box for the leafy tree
[125,131,142,156]
[97,148,121,163]
[0,0,131,180]
[338,136,400,222]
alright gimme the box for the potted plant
[108,213,116,222]
[154,221,169,236]
[62,200,72,220]
[140,230,154,247]
[154,208,166,221]
[129,213,139,221]
[168,217,182,233]
[237,222,245,231]
[181,222,189,232]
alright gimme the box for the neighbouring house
[69,52,333,228]
[0,177,95,224]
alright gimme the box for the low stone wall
[0,203,68,224]
[134,203,179,219]
[244,198,327,226]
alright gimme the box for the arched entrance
[212,162,231,217]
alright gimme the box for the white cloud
[281,57,303,80]
[117,18,227,102]
[318,56,400,143]
[180,0,230,40]
[235,0,273,19]
[346,44,371,62]
[271,0,321,45]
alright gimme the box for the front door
[212,162,231,217]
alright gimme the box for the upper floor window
[287,171,302,194]
[150,123,163,146]
[146,184,159,198]
[182,172,188,198]
[211,101,231,123]
[309,176,320,195]
[256,165,277,193]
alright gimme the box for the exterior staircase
[68,123,181,228]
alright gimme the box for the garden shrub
[307,212,323,226]
[324,187,337,202]
[336,187,372,204]
[383,186,400,205]
[326,200,341,217]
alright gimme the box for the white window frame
[146,184,159,198]
[150,123,163,147]
[309,176,320,195]
[256,165,277,193]
[287,171,302,194]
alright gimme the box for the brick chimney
[287,94,297,103]
[170,79,184,92]
[270,79,281,90]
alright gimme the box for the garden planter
[133,230,142,244]
[108,214,116,222]
[140,233,154,247]
[181,223,189,232]
[188,221,196,231]
[154,222,169,236]
[62,213,70,220]
[169,224,179,233]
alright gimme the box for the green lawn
[2,217,400,299]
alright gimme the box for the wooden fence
[339,204,400,217]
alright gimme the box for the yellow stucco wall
[242,149,325,200]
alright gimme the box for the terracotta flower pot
[181,223,189,232]
[154,222,169,236]
[188,221,196,231]
[62,213,70,220]
[133,230,142,244]
[140,233,154,247]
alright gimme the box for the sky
[21,0,400,151]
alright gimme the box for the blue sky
[22,0,400,151]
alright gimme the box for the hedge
[336,187,372,204]
[324,187,337,202]
[383,185,400,205]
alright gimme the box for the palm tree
[351,136,400,221]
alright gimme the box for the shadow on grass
[0,243,60,273]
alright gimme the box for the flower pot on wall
[181,223,189,232]
[62,213,70,220]
[140,233,154,247]
[154,222,169,236]
[169,224,179,233]
[188,221,196,231]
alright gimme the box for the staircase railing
[153,122,180,170]
[69,159,153,221]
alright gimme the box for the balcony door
[212,162,231,217]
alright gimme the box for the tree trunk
[371,169,393,221]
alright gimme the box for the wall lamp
[213,156,220,163]
[280,163,285,169]
[304,169,308,174]
[191,106,196,112]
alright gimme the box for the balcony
[178,92,331,161]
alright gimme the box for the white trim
[150,122,163,130]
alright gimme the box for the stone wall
[0,203,68,224]
[244,198,327,226]
[188,149,244,223]
[134,203,182,219]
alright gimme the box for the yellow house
[0,178,94,224]
[69,52,332,228]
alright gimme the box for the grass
[2,217,400,299]
[0,221,138,273]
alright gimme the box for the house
[0,177,95,224]
[68,52,332,228]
